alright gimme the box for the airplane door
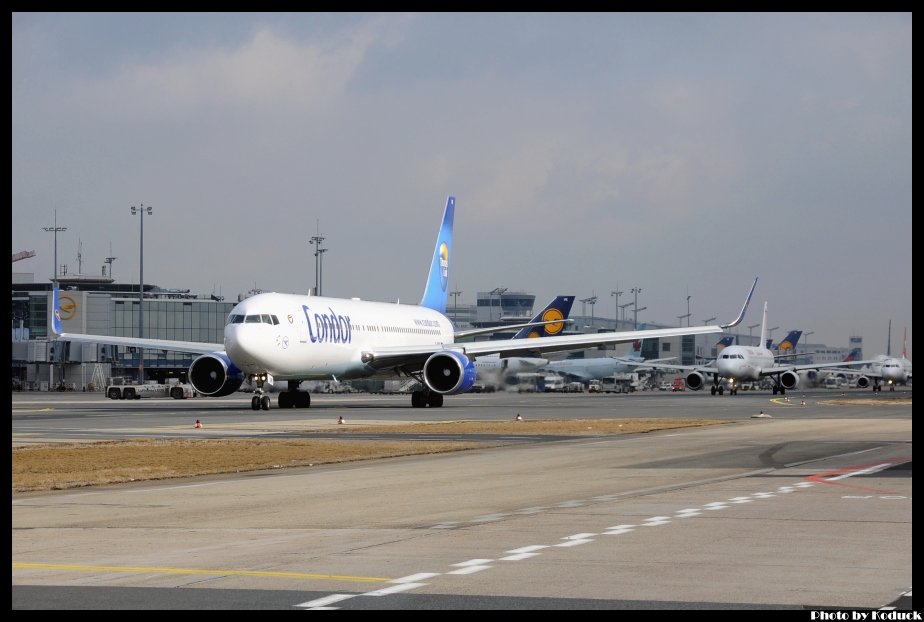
[294,310,309,343]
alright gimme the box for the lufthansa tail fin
[51,288,63,337]
[777,330,802,353]
[419,196,455,313]
[512,296,575,339]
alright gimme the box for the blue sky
[12,13,912,354]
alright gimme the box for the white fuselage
[224,292,454,380]
[874,356,911,384]
[543,357,641,380]
[715,345,775,381]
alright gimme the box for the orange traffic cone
[338,416,345,425]
[194,419,202,429]
[515,413,522,421]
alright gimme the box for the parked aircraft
[632,301,869,395]
[537,340,665,383]
[52,196,749,410]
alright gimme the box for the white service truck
[106,377,195,400]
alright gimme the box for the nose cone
[225,323,268,371]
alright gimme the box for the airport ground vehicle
[105,377,195,400]
[671,377,686,391]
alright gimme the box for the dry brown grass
[12,418,730,493]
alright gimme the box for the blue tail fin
[51,288,63,336]
[420,196,455,313]
[777,330,802,353]
[625,339,644,360]
[715,336,734,353]
[513,295,574,339]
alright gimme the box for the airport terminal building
[11,274,860,391]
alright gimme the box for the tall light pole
[130,204,152,383]
[767,326,780,348]
[580,295,598,329]
[803,331,814,361]
[610,289,623,321]
[42,210,68,287]
[631,287,642,329]
[634,306,647,327]
[678,293,691,327]
[450,289,462,323]
[43,211,68,390]
[748,323,760,345]
[618,302,633,323]
[309,221,327,296]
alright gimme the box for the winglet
[720,276,758,329]
[51,287,63,337]
[419,196,455,313]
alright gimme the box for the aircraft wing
[554,369,594,382]
[363,325,722,372]
[454,319,573,340]
[51,330,223,356]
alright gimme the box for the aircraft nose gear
[249,374,271,411]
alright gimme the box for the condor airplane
[52,196,749,410]
[634,301,870,395]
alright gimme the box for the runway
[12,390,913,610]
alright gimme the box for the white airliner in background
[52,196,751,410]
[633,301,872,395]
[824,330,912,392]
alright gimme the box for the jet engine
[780,370,800,390]
[685,371,707,391]
[855,375,871,389]
[189,353,246,397]
[423,350,477,395]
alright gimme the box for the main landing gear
[407,372,444,408]
[411,389,443,408]
[277,380,311,408]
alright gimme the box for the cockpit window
[231,313,282,325]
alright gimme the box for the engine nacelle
[780,370,800,390]
[423,350,477,395]
[685,371,706,391]
[189,353,246,397]
[855,375,870,389]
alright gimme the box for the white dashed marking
[513,506,547,515]
[703,502,728,510]
[472,513,509,523]
[675,509,702,518]
[448,559,494,575]
[728,496,753,504]
[364,582,428,596]
[393,573,440,583]
[295,594,356,608]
